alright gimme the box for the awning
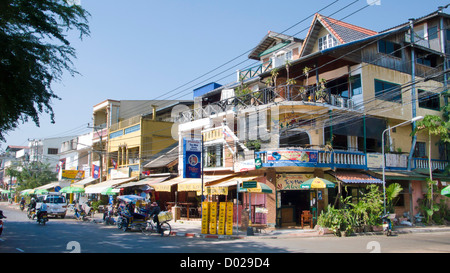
[205,176,259,195]
[239,182,273,194]
[333,171,383,184]
[177,175,235,192]
[117,176,170,189]
[371,171,428,181]
[35,182,60,190]
[72,177,98,188]
[84,177,137,194]
[152,176,187,192]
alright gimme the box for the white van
[36,193,67,218]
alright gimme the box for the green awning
[259,41,291,57]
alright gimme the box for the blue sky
[1,0,447,148]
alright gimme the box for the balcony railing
[176,85,356,123]
[237,60,272,81]
[254,148,448,171]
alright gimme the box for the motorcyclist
[149,202,161,233]
[19,197,26,210]
[28,198,37,219]
[0,210,6,236]
[37,199,48,221]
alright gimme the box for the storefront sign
[61,170,85,180]
[367,153,383,169]
[276,173,314,190]
[267,150,318,163]
[183,138,202,178]
[234,159,256,172]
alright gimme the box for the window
[374,79,401,102]
[378,40,402,58]
[48,148,58,154]
[350,74,362,96]
[428,25,438,40]
[418,89,440,111]
[204,144,223,168]
[285,50,293,60]
[318,34,337,51]
[414,142,426,157]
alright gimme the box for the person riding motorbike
[37,200,48,221]
[19,197,26,211]
[149,202,161,233]
[28,198,37,219]
[0,210,7,236]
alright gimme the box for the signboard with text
[183,138,202,178]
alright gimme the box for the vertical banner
[201,202,210,234]
[209,202,217,235]
[183,138,202,178]
[218,202,226,235]
[225,202,234,235]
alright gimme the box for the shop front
[275,173,335,227]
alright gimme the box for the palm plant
[385,183,403,213]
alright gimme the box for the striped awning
[334,171,383,184]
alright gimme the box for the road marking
[16,248,24,252]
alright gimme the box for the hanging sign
[183,138,202,178]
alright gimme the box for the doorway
[280,190,309,225]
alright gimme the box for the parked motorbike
[37,211,48,225]
[0,210,6,236]
[103,209,115,225]
[74,207,89,221]
[381,214,392,236]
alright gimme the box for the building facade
[176,10,450,228]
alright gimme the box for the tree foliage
[0,0,90,141]
[6,161,57,191]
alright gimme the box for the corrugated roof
[333,171,383,184]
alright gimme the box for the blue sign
[183,138,202,178]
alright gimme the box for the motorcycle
[27,207,36,219]
[20,202,25,211]
[74,207,89,221]
[381,214,392,236]
[103,208,115,225]
[0,210,6,236]
[36,210,48,225]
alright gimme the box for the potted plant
[385,183,403,219]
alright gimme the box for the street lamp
[382,116,423,214]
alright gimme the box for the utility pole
[88,125,104,183]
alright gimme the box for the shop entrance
[279,190,310,226]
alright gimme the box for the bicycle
[141,218,171,237]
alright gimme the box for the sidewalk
[5,202,450,240]
[90,212,450,239]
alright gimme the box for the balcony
[177,85,357,123]
[237,60,272,81]
[254,148,449,171]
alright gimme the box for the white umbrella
[117,195,144,203]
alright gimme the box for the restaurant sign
[276,173,314,190]
[267,150,318,163]
[183,138,202,179]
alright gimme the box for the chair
[301,210,313,229]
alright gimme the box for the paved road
[1,204,450,254]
